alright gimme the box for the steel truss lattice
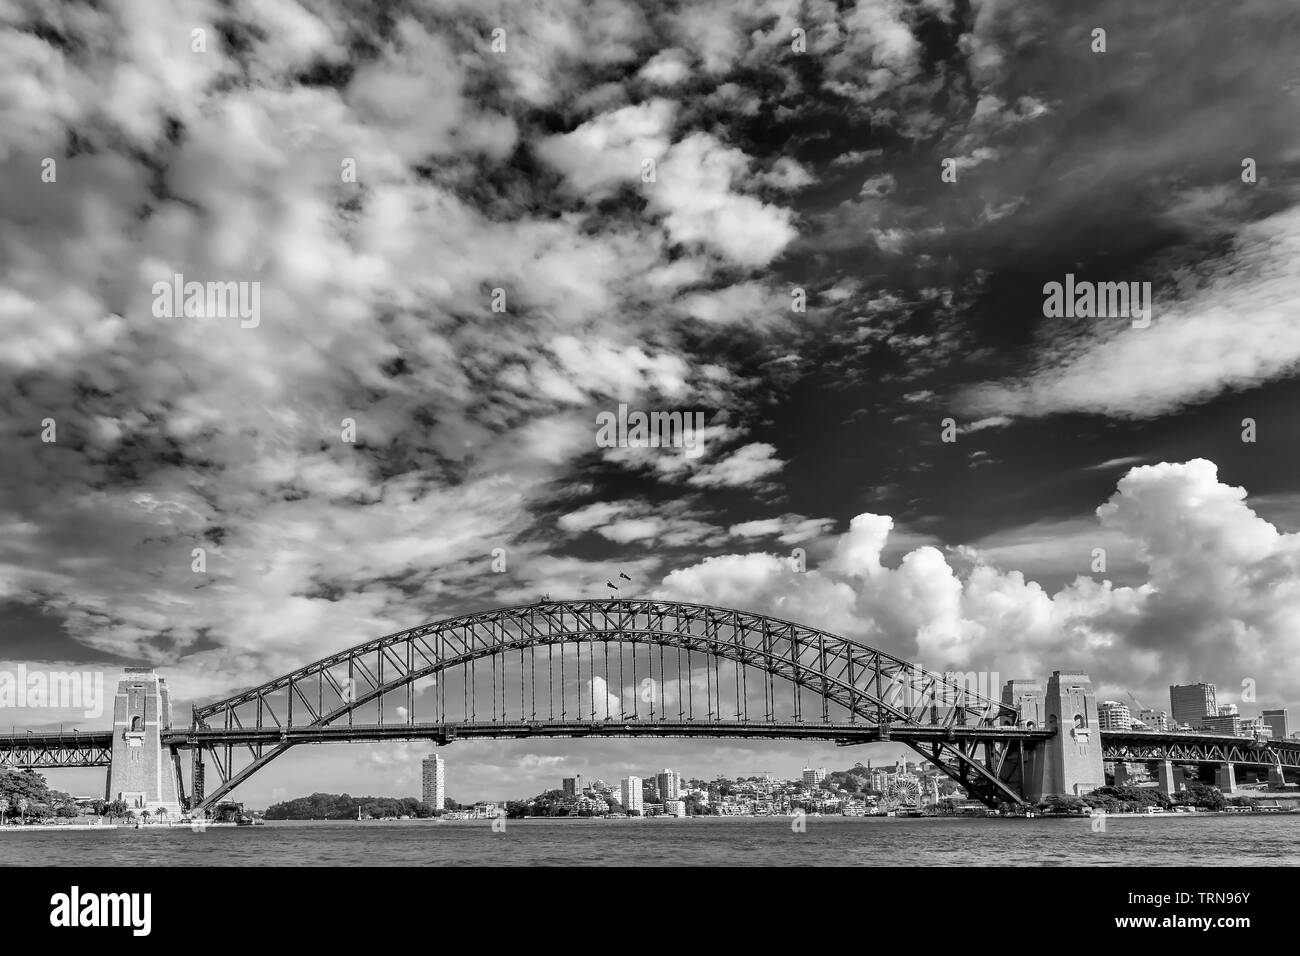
[176,599,1032,810]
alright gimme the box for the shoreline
[262,809,1300,823]
[0,821,247,832]
[0,823,120,831]
[3,813,1297,834]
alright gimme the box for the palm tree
[155,806,169,826]
[140,809,152,825]
[16,797,28,827]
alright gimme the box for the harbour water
[3,814,1298,866]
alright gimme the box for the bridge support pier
[1216,762,1237,794]
[1268,765,1288,789]
[107,668,182,816]
[1155,760,1182,796]
[1024,671,1105,800]
[1111,762,1131,787]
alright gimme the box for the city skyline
[403,754,942,809]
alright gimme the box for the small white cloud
[687,442,784,488]
[638,48,691,86]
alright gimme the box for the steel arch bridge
[170,599,1045,811]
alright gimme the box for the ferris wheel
[887,776,921,808]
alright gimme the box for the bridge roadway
[167,720,1053,748]
[1101,729,1300,769]
[2,722,1049,768]
[0,731,113,768]
[4,725,1299,770]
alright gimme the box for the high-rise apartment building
[655,769,681,801]
[620,776,643,814]
[1169,683,1216,729]
[562,775,583,797]
[422,753,446,811]
[1098,701,1132,731]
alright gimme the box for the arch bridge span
[178,599,1040,810]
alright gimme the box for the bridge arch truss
[179,599,1028,810]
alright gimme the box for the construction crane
[1128,691,1150,729]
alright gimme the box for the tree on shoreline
[1,768,81,821]
[263,792,436,821]
[1080,785,1173,813]
[1176,782,1227,811]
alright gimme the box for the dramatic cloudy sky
[3,0,1300,804]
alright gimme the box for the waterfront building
[802,767,827,787]
[620,776,643,814]
[655,769,681,801]
[562,775,583,797]
[664,800,687,817]
[421,753,446,810]
[575,795,609,814]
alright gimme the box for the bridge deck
[1102,729,1300,768]
[0,731,114,769]
[0,732,113,747]
[160,720,1056,747]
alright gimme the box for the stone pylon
[1024,671,1106,800]
[106,668,182,815]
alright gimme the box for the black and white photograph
[0,0,1296,931]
